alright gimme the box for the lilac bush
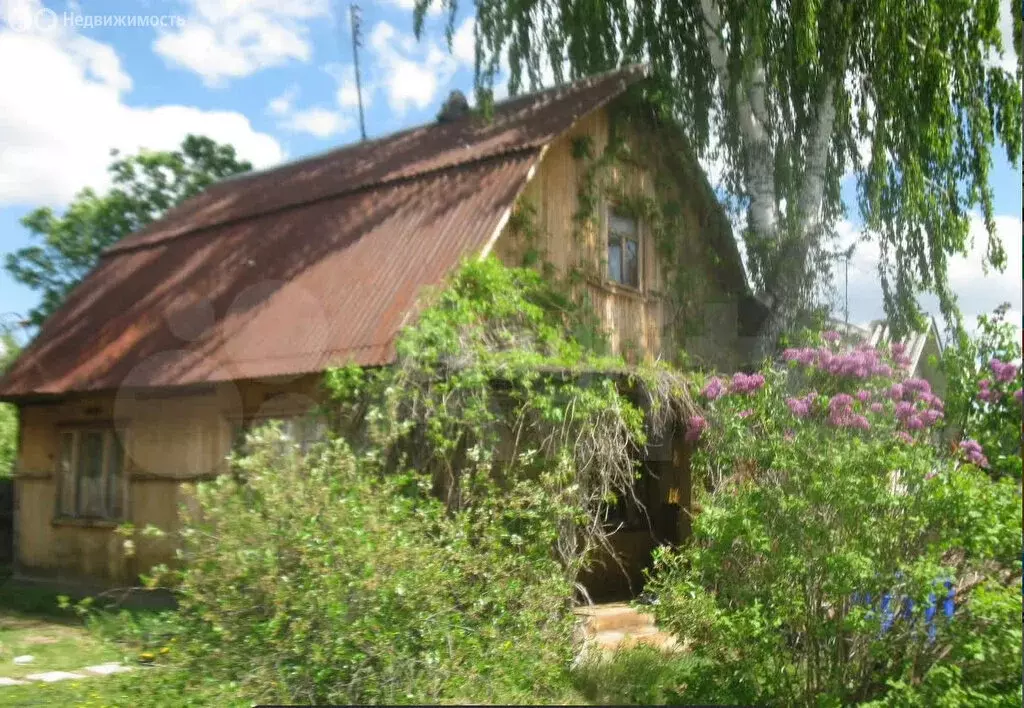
[942,305,1023,480]
[655,331,1022,706]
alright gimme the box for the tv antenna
[349,3,367,141]
[830,244,856,330]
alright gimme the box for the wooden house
[0,65,763,597]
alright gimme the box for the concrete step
[574,602,656,634]
[574,602,685,657]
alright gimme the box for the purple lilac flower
[896,431,914,444]
[685,415,707,442]
[869,402,885,414]
[729,372,765,395]
[829,393,854,410]
[872,363,893,377]
[782,349,801,362]
[891,342,908,357]
[920,409,943,426]
[827,394,856,427]
[823,330,841,343]
[701,377,725,401]
[991,359,1019,383]
[786,397,810,418]
[1015,388,1023,404]
[977,380,995,403]
[855,390,871,403]
[889,383,905,401]
[850,415,871,431]
[904,378,932,396]
[894,401,914,420]
[905,416,925,431]
[958,439,990,468]
[738,408,754,419]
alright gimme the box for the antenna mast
[349,3,367,141]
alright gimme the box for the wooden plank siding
[492,105,743,367]
[11,375,323,584]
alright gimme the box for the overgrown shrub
[165,426,579,704]
[644,332,1022,706]
[942,303,1022,480]
[324,258,693,592]
[148,259,696,704]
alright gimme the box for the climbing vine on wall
[567,95,730,366]
[323,258,696,598]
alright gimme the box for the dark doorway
[576,426,692,602]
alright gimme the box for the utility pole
[349,3,367,141]
[833,244,855,330]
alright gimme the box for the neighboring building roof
[0,66,652,399]
[831,317,943,374]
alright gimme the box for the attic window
[607,209,639,288]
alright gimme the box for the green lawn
[0,614,120,679]
[0,578,125,682]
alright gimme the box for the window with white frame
[607,209,640,288]
[57,428,126,520]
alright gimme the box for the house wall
[491,105,747,368]
[12,375,323,585]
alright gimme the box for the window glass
[624,238,639,288]
[608,240,623,284]
[106,434,125,519]
[58,432,76,517]
[78,431,106,517]
[57,429,127,521]
[608,209,640,287]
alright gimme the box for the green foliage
[941,303,1022,480]
[644,338,1022,706]
[160,427,580,705]
[326,258,692,584]
[862,581,1022,707]
[0,331,19,476]
[432,0,1023,339]
[6,135,251,326]
[573,646,718,705]
[133,259,693,705]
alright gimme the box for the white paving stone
[12,655,34,665]
[24,670,86,683]
[83,663,132,676]
[0,677,29,686]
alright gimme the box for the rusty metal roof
[0,66,648,399]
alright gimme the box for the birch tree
[421,0,1022,354]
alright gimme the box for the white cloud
[369,21,449,112]
[325,63,373,110]
[451,16,474,66]
[153,0,330,86]
[989,0,1019,74]
[0,1,283,207]
[267,86,298,116]
[267,81,353,139]
[832,215,1022,334]
[377,0,442,17]
[366,20,477,114]
[281,107,351,138]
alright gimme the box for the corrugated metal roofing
[0,66,648,399]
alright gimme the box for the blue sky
[0,0,1020,339]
